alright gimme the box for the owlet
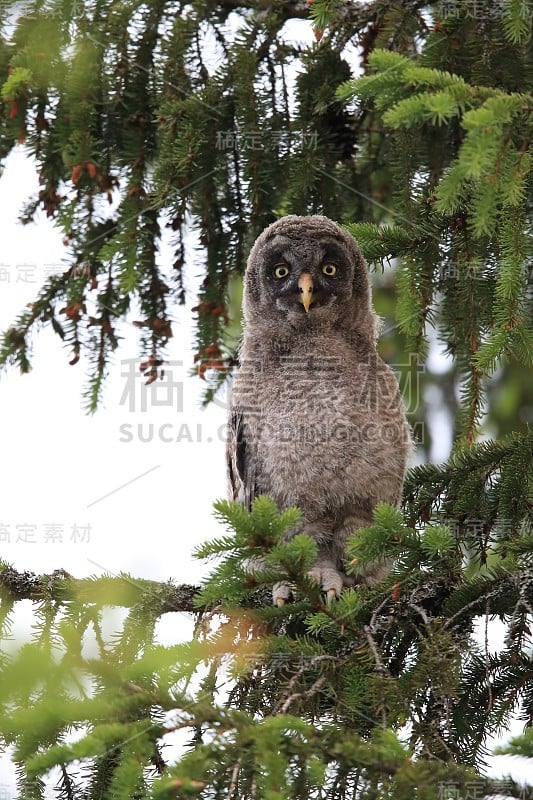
[227,215,411,604]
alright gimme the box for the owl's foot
[326,588,337,603]
[308,559,353,603]
[272,564,354,605]
[272,581,291,607]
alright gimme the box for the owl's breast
[232,349,410,514]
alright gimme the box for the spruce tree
[0,1,532,798]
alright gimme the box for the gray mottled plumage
[227,215,411,604]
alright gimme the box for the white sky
[0,148,228,585]
[0,15,531,790]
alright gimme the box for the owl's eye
[322,263,337,276]
[273,264,290,279]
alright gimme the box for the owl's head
[243,215,379,344]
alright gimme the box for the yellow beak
[298,272,314,313]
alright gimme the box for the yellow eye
[274,264,290,279]
[322,263,337,276]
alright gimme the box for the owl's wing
[227,410,256,508]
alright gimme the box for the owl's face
[243,215,375,339]
[260,234,353,319]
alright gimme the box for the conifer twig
[363,625,388,677]
[279,674,328,715]
[227,756,242,800]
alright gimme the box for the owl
[227,215,411,605]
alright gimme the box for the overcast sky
[0,146,229,585]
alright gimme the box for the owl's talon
[272,582,291,606]
[308,562,344,599]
